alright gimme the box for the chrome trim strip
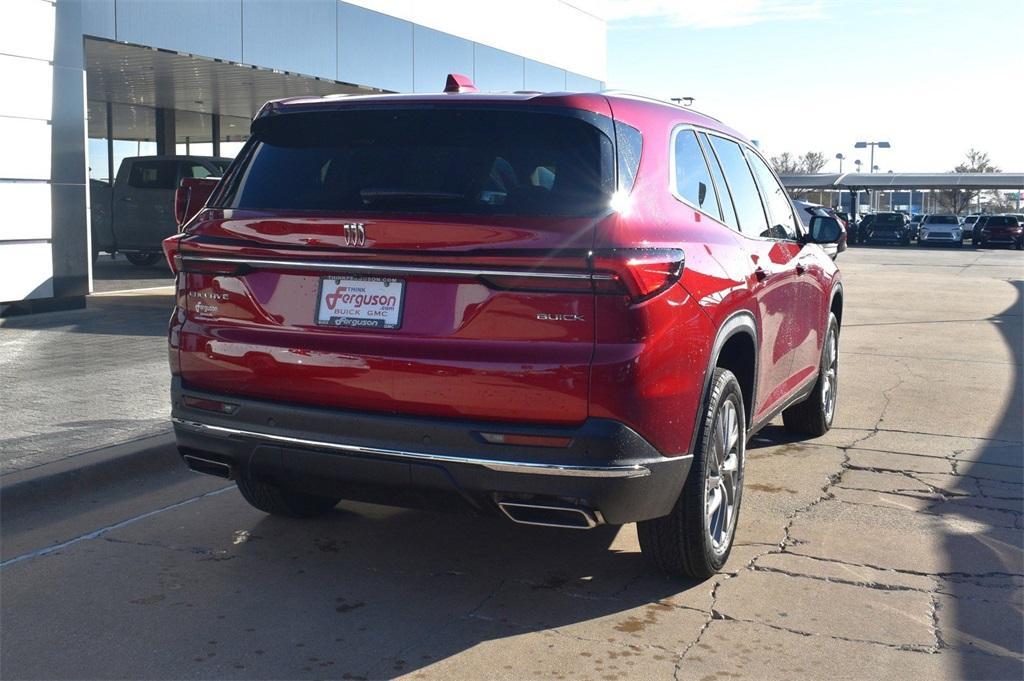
[172,418,653,478]
[179,255,615,281]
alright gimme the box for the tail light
[173,185,190,228]
[163,234,185,274]
[590,249,685,301]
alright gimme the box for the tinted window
[219,109,613,217]
[746,150,798,240]
[128,161,179,189]
[708,136,768,237]
[874,214,904,226]
[615,121,642,193]
[964,216,979,224]
[672,130,718,218]
[698,132,738,230]
[990,216,1016,226]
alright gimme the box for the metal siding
[241,0,337,79]
[413,26,473,93]
[524,59,566,92]
[0,182,51,241]
[566,71,602,93]
[50,65,88,185]
[472,44,524,92]
[0,118,51,180]
[337,2,413,92]
[0,242,54,302]
[0,0,56,62]
[0,55,53,120]
[114,0,243,62]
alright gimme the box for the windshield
[928,215,959,224]
[874,214,903,226]
[217,108,614,217]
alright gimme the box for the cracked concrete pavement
[1,246,1021,680]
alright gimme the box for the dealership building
[0,0,607,312]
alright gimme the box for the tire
[637,368,746,581]
[125,252,160,267]
[783,313,839,437]
[236,478,341,518]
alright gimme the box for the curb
[1,432,182,516]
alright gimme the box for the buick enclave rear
[166,80,844,580]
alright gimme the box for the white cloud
[583,0,831,28]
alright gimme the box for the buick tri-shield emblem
[343,223,367,247]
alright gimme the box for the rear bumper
[170,378,691,525]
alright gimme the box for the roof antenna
[444,73,477,93]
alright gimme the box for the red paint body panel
[168,91,841,460]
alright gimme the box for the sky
[586,0,1024,172]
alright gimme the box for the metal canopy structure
[780,172,1024,191]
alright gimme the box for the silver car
[918,214,963,247]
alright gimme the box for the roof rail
[599,89,722,122]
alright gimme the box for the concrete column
[155,108,176,155]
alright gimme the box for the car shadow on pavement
[940,279,1024,677]
[208,505,697,679]
[0,293,173,337]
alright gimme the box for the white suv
[918,215,963,247]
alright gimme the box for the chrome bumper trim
[172,418,658,479]
[179,255,615,281]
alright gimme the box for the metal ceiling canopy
[780,172,1024,191]
[84,37,378,140]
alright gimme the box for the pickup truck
[91,155,231,266]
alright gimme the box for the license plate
[315,276,405,329]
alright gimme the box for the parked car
[91,155,232,266]
[907,213,925,239]
[854,213,875,244]
[961,214,982,241]
[791,200,848,250]
[862,212,910,246]
[918,214,963,247]
[976,215,1023,249]
[163,78,845,580]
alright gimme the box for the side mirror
[808,216,845,258]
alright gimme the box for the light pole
[835,153,845,173]
[855,140,891,174]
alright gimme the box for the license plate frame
[315,276,405,329]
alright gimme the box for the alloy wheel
[705,399,742,554]
[822,327,838,424]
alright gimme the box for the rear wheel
[236,478,341,518]
[783,312,839,436]
[125,252,159,267]
[638,368,745,581]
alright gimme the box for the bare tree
[935,149,1001,214]
[771,151,828,199]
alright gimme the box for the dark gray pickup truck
[91,155,231,266]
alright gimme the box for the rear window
[927,215,959,224]
[218,109,614,217]
[128,160,179,189]
[989,216,1017,226]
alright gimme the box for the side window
[745,149,799,240]
[127,161,179,189]
[615,121,643,193]
[698,132,739,231]
[708,136,769,238]
[672,129,719,219]
[182,163,214,179]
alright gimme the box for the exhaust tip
[182,454,234,480]
[498,501,601,530]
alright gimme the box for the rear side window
[181,162,214,179]
[698,132,738,230]
[708,136,769,238]
[128,161,179,189]
[745,150,798,240]
[219,109,614,217]
[672,129,719,218]
[990,216,1015,226]
[615,121,642,193]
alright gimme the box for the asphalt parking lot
[1,245,1021,680]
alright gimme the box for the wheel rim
[822,327,838,424]
[705,399,742,554]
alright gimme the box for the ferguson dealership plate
[316,276,405,329]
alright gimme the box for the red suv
[165,78,844,580]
